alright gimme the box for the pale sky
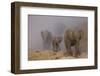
[28,15,88,51]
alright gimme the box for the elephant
[64,29,83,57]
[41,30,52,50]
[52,36,62,52]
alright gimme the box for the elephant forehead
[42,31,49,35]
[41,31,51,37]
[73,31,79,36]
[65,31,80,39]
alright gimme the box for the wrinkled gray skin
[41,30,52,50]
[52,36,62,52]
[64,29,83,57]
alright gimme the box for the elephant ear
[78,30,83,40]
[41,31,43,38]
[41,30,47,40]
[58,36,62,43]
[66,29,74,40]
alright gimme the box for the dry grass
[28,50,87,61]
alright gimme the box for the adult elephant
[64,29,83,57]
[41,30,52,50]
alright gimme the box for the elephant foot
[65,51,73,56]
[74,51,81,58]
[69,51,73,56]
[73,55,79,58]
[53,49,58,52]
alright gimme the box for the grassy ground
[28,50,87,61]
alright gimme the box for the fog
[28,15,88,51]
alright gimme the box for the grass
[28,50,88,61]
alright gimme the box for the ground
[28,50,88,61]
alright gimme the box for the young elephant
[52,36,62,52]
[41,30,52,50]
[64,29,83,57]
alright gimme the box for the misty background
[28,15,88,51]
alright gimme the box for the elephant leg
[58,45,60,51]
[43,41,46,49]
[55,44,57,51]
[54,44,57,51]
[65,43,72,56]
[67,45,73,56]
[52,42,57,52]
[52,42,55,51]
[57,44,60,51]
[75,43,80,57]
[55,43,59,52]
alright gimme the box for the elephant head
[52,36,62,52]
[41,30,52,49]
[64,29,83,57]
